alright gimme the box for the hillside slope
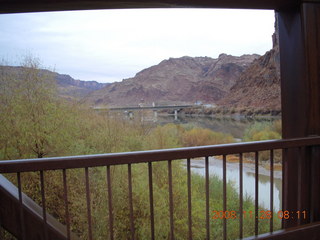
[217,29,281,111]
[0,66,107,100]
[84,54,259,107]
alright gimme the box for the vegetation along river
[109,110,283,212]
[152,114,282,211]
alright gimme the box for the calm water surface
[184,158,282,211]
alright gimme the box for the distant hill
[54,72,108,100]
[0,66,107,100]
[83,54,259,107]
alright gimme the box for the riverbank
[215,155,282,171]
[160,106,281,119]
[184,156,282,179]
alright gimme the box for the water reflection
[102,109,279,139]
[185,157,282,211]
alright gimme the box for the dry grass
[264,163,282,171]
[192,157,204,161]
[215,154,283,171]
[215,155,253,164]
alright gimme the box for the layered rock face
[218,48,280,110]
[84,54,259,107]
[218,17,281,111]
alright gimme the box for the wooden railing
[0,174,79,240]
[1,136,320,240]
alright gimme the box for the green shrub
[144,123,183,150]
[243,121,282,142]
[243,120,282,162]
[182,128,234,147]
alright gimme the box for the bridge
[94,105,202,120]
[94,104,200,111]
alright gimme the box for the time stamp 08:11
[212,210,307,220]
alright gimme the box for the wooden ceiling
[0,0,302,14]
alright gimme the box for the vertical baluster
[85,167,93,240]
[310,146,315,223]
[298,146,309,225]
[40,171,48,240]
[62,169,71,240]
[148,162,155,240]
[282,148,287,229]
[107,166,114,240]
[298,147,302,225]
[17,172,26,240]
[128,164,135,240]
[187,158,192,240]
[223,155,227,240]
[255,152,259,236]
[270,150,274,232]
[239,153,243,239]
[205,156,210,240]
[168,160,174,240]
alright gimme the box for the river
[155,115,282,211]
[183,157,282,211]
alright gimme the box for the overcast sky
[0,9,275,83]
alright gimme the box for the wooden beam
[278,2,320,228]
[243,222,320,240]
[0,0,299,14]
[301,2,320,224]
[278,7,306,229]
[0,175,79,240]
[1,137,320,173]
[302,3,320,135]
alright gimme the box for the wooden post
[278,2,320,228]
[302,3,320,225]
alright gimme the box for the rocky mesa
[83,54,260,107]
[217,48,280,111]
[217,24,281,112]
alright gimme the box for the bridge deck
[94,105,202,111]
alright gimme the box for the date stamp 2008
[212,210,307,220]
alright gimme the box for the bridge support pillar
[153,110,158,121]
[174,110,178,121]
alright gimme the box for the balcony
[0,0,320,239]
[1,136,320,239]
